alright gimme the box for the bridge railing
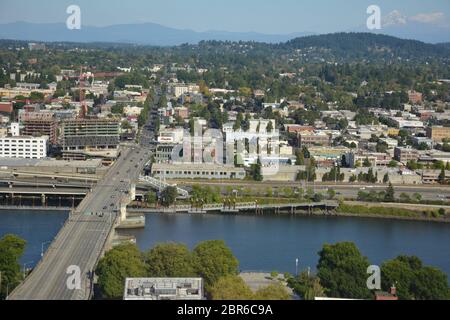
[139,175,189,198]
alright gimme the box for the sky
[0,0,449,34]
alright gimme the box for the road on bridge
[8,145,151,300]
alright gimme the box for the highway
[0,187,88,195]
[8,144,151,300]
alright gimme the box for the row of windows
[0,140,45,144]
[0,149,43,152]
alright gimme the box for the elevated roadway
[8,145,151,300]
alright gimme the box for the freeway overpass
[8,145,151,300]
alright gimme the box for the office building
[426,126,450,143]
[0,136,48,159]
[21,113,58,145]
[61,118,120,161]
[124,278,204,301]
[394,147,420,163]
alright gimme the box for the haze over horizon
[0,0,449,35]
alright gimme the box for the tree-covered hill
[282,32,450,61]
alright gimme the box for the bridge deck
[8,146,151,300]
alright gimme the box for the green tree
[160,186,178,207]
[233,112,243,131]
[412,267,450,300]
[144,243,195,277]
[295,150,305,166]
[96,244,146,299]
[327,189,336,200]
[384,183,395,202]
[0,234,26,299]
[438,168,446,184]
[254,283,291,300]
[388,160,398,168]
[209,275,253,300]
[363,157,372,167]
[313,193,324,203]
[381,256,450,300]
[288,271,325,300]
[251,158,263,182]
[317,242,372,299]
[146,192,157,205]
[192,240,239,288]
[266,121,274,133]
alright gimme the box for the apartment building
[394,147,420,163]
[20,112,58,145]
[61,118,120,161]
[298,131,331,148]
[0,136,48,159]
[426,126,450,143]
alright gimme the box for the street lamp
[41,241,52,258]
[23,261,34,279]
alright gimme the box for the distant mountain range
[0,21,314,46]
[352,10,450,44]
[1,15,449,47]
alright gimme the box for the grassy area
[336,203,447,219]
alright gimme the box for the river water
[1,210,449,278]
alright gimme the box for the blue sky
[0,0,449,34]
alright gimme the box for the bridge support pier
[120,202,127,222]
[130,184,136,201]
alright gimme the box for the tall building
[0,136,48,159]
[21,113,58,145]
[61,118,120,161]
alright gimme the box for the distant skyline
[1,0,449,34]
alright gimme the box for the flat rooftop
[0,158,103,168]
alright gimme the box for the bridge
[8,145,151,300]
[129,201,339,215]
[139,175,190,198]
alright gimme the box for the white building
[10,123,20,137]
[124,278,204,301]
[123,106,143,117]
[158,128,185,144]
[0,136,48,159]
[169,84,200,98]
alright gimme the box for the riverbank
[1,202,448,224]
[130,200,450,223]
[338,202,450,223]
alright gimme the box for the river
[1,210,449,279]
